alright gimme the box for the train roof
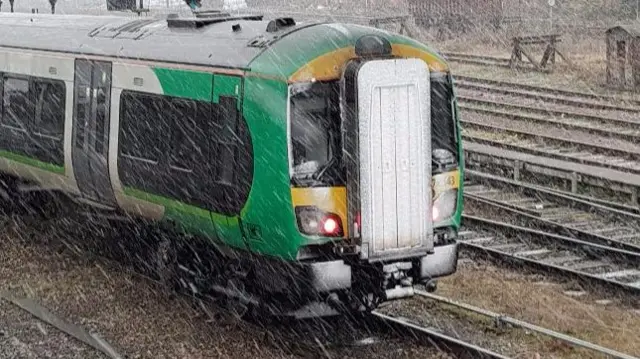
[0,12,449,81]
[0,12,300,69]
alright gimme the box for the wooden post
[634,38,640,89]
[509,34,568,73]
[606,32,612,86]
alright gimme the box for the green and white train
[0,10,463,317]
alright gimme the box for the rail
[459,215,640,297]
[464,142,640,206]
[370,311,510,359]
[0,290,123,359]
[464,169,640,254]
[453,75,640,106]
[416,291,639,359]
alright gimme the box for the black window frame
[117,89,253,216]
[288,80,344,188]
[33,79,66,141]
[1,74,32,133]
[430,72,459,157]
[0,72,66,167]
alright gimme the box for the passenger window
[74,86,89,149]
[119,92,166,162]
[94,86,108,153]
[168,99,201,172]
[2,77,31,131]
[34,80,65,140]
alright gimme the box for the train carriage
[0,11,463,317]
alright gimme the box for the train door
[345,58,433,260]
[209,74,248,248]
[71,59,116,205]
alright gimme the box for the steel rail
[463,142,640,209]
[463,194,640,254]
[461,118,639,160]
[464,169,640,253]
[443,52,513,64]
[453,74,640,107]
[454,79,640,112]
[541,186,640,215]
[0,290,123,359]
[461,133,640,175]
[459,103,640,142]
[460,215,640,297]
[415,291,640,359]
[370,311,511,359]
[459,95,640,129]
[465,170,640,220]
[442,52,513,69]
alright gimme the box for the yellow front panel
[291,187,348,238]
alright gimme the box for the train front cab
[288,35,461,308]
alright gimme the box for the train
[0,9,464,318]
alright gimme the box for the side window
[215,96,239,185]
[119,92,165,163]
[34,80,65,140]
[168,98,201,172]
[74,61,92,149]
[2,77,31,131]
[94,65,111,154]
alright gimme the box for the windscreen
[289,81,343,187]
[430,72,458,156]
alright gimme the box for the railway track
[457,72,640,206]
[369,312,508,359]
[541,184,640,215]
[442,52,514,69]
[458,215,640,297]
[413,291,639,359]
[458,96,640,143]
[0,291,121,359]
[12,208,507,359]
[453,74,640,108]
[463,170,640,254]
[461,118,640,175]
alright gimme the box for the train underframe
[118,217,460,319]
[0,172,459,319]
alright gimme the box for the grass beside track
[434,261,640,359]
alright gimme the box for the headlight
[432,189,457,222]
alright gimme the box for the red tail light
[295,206,344,237]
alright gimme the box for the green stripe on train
[0,150,64,174]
